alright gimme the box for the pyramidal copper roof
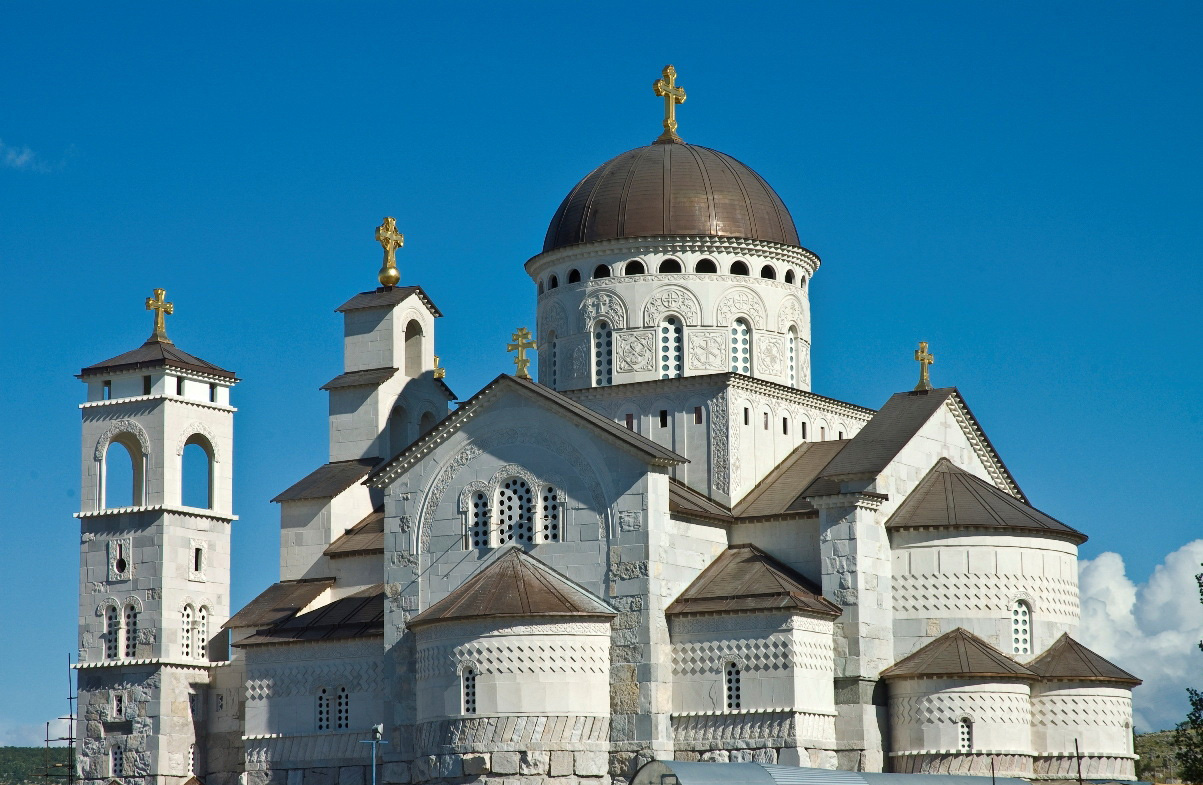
[542,143,801,252]
[406,547,616,629]
[886,458,1086,544]
[1026,634,1141,685]
[666,544,841,617]
[79,337,236,380]
[881,628,1037,680]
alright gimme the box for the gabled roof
[321,367,398,391]
[666,545,841,617]
[881,628,1037,680]
[802,388,1024,502]
[1026,634,1141,685]
[366,374,686,487]
[335,285,442,316]
[235,584,385,647]
[223,577,334,630]
[668,479,734,523]
[272,457,378,503]
[78,337,237,380]
[325,506,385,558]
[733,440,849,518]
[886,458,1086,544]
[406,547,615,629]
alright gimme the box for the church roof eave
[880,628,1038,681]
[334,285,443,317]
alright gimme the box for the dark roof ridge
[79,337,237,380]
[881,627,1037,680]
[666,544,841,618]
[1026,633,1141,685]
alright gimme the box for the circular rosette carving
[716,288,766,329]
[643,285,701,326]
[580,290,627,329]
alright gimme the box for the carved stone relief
[580,289,627,329]
[709,391,730,495]
[757,335,784,376]
[777,295,806,333]
[616,330,655,373]
[716,289,766,330]
[799,340,811,387]
[643,285,701,326]
[539,300,568,344]
[175,422,221,461]
[93,420,151,462]
[688,330,728,371]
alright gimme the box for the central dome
[543,143,800,253]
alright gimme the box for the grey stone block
[305,768,338,785]
[574,752,608,777]
[338,767,365,785]
[493,751,521,775]
[729,750,752,763]
[520,751,549,776]
[382,762,411,784]
[700,751,729,763]
[462,754,490,776]
[438,755,463,779]
[751,749,777,764]
[550,751,574,777]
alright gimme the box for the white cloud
[1079,540,1203,732]
[0,139,62,173]
[0,716,72,746]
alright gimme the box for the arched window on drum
[729,319,752,375]
[659,316,683,379]
[593,320,613,386]
[1010,599,1032,655]
[787,326,799,388]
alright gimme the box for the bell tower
[74,289,238,785]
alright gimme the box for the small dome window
[592,265,611,279]
[730,261,750,276]
[658,258,683,273]
[625,260,646,275]
[784,269,795,284]
[695,259,718,274]
[760,265,776,280]
[548,275,558,290]
[567,269,581,284]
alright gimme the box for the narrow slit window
[142,375,152,395]
[113,693,124,718]
[694,406,703,425]
[782,417,789,435]
[659,410,669,428]
[593,320,613,387]
[625,413,634,430]
[181,605,193,659]
[725,662,742,711]
[462,668,477,715]
[743,408,750,426]
[801,422,807,440]
[541,486,561,543]
[208,383,216,402]
[123,605,138,658]
[193,547,203,573]
[763,412,769,430]
[176,377,185,396]
[196,607,208,659]
[469,491,490,548]
[316,688,330,731]
[103,380,112,400]
[335,686,349,730]
[105,606,120,660]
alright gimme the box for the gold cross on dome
[507,327,537,380]
[375,216,404,288]
[653,64,686,144]
[145,288,174,343]
[914,341,935,391]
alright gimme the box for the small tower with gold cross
[73,288,240,785]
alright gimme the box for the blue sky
[2,2,1200,740]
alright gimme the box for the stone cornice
[807,492,887,511]
[73,658,227,670]
[526,235,821,277]
[80,394,236,413]
[76,504,237,522]
[729,374,875,420]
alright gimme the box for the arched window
[1011,599,1032,655]
[659,316,683,379]
[730,319,751,374]
[788,327,799,388]
[957,718,973,751]
[123,604,138,658]
[316,688,330,731]
[110,747,124,778]
[181,605,193,659]
[546,332,558,388]
[784,269,796,284]
[548,274,559,289]
[182,435,214,509]
[388,405,410,455]
[658,258,683,273]
[800,422,808,440]
[541,486,561,543]
[468,491,490,548]
[462,668,477,715]
[724,662,742,711]
[695,259,718,273]
[730,261,750,276]
[567,269,581,284]
[418,411,437,435]
[497,478,535,544]
[104,439,141,509]
[404,320,423,376]
[592,264,611,279]
[759,264,776,280]
[624,260,645,275]
[105,605,120,660]
[196,607,208,660]
[593,320,613,386]
[335,686,349,729]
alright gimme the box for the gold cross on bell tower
[375,216,404,288]
[653,65,686,144]
[507,327,537,380]
[914,341,935,391]
[145,288,174,343]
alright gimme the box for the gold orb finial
[375,216,404,288]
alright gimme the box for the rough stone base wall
[890,752,1034,778]
[1032,754,1137,781]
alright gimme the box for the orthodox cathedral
[71,67,1140,785]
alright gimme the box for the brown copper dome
[543,143,800,252]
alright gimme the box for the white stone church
[72,68,1140,785]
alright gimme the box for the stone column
[813,493,890,772]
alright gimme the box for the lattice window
[541,486,561,543]
[1011,599,1032,655]
[550,339,558,387]
[112,693,124,719]
[123,605,138,658]
[730,319,751,374]
[105,606,120,660]
[196,607,208,660]
[497,478,535,544]
[660,316,683,379]
[724,662,742,711]
[335,686,349,730]
[958,718,973,751]
[469,491,490,548]
[316,688,330,731]
[593,320,613,386]
[788,328,798,388]
[181,605,193,659]
[110,747,124,778]
[462,668,477,715]
[188,744,196,776]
